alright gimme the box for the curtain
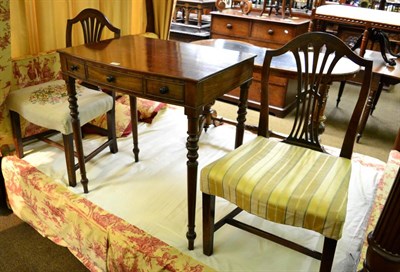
[10,0,177,58]
[153,0,177,40]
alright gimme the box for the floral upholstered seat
[7,80,113,135]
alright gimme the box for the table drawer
[65,57,86,78]
[145,77,184,103]
[87,65,143,93]
[212,16,250,37]
[251,21,296,44]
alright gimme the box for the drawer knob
[226,23,233,30]
[106,75,115,83]
[159,86,169,94]
[70,65,79,71]
[267,29,274,35]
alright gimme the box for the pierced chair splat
[200,32,373,272]
[8,8,121,193]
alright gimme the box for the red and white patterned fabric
[2,155,211,272]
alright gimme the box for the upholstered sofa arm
[358,148,400,270]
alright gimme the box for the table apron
[60,55,255,109]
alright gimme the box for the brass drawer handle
[268,29,274,35]
[159,86,169,94]
[106,75,115,83]
[70,65,79,71]
[226,23,233,30]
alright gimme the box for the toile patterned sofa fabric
[357,149,400,270]
[0,0,12,156]
[1,156,212,272]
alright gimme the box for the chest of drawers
[211,10,310,48]
[210,10,310,117]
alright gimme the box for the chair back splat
[201,32,373,272]
[259,32,372,159]
[66,8,120,47]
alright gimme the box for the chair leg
[107,92,118,154]
[63,134,77,187]
[320,237,337,272]
[370,80,384,115]
[9,111,24,158]
[129,95,139,162]
[336,81,346,107]
[202,193,216,256]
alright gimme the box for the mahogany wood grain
[58,34,255,250]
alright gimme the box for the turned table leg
[66,76,89,193]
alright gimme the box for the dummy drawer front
[65,57,86,78]
[145,77,184,103]
[87,65,143,93]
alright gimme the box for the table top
[362,49,400,79]
[193,38,360,77]
[315,5,400,29]
[193,38,267,66]
[57,35,256,83]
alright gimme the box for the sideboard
[210,9,310,117]
[310,5,400,63]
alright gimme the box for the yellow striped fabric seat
[200,136,352,240]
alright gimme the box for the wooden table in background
[210,9,310,117]
[58,35,255,250]
[309,5,400,140]
[310,5,400,59]
[174,0,215,27]
[356,50,400,141]
[193,38,360,132]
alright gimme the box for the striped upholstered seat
[201,136,352,240]
[200,32,373,272]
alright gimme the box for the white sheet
[22,106,384,272]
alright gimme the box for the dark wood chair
[66,8,120,47]
[200,32,373,272]
[8,8,120,192]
